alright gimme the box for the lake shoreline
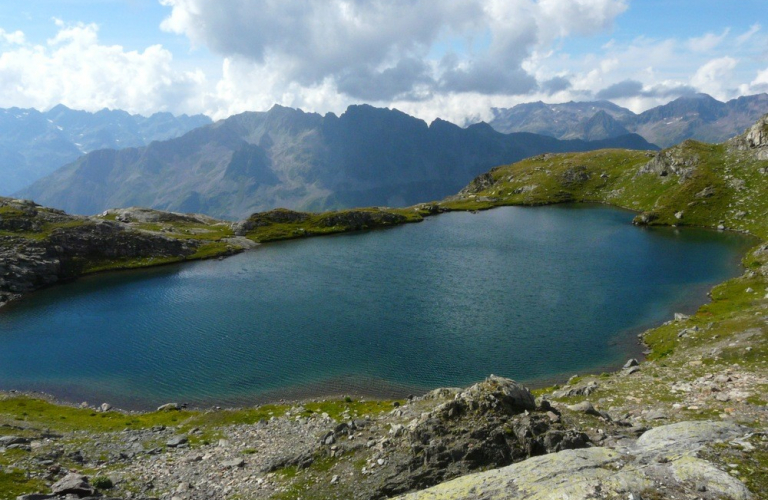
[0,203,754,412]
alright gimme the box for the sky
[0,0,766,124]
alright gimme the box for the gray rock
[16,495,57,500]
[166,435,188,447]
[51,473,96,497]
[644,409,668,421]
[459,375,536,414]
[321,432,335,445]
[634,421,747,455]
[552,381,599,398]
[623,358,639,369]
[0,436,30,446]
[566,401,600,417]
[157,403,180,412]
[394,421,752,500]
[7,443,31,451]
[222,458,245,468]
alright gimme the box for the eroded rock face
[560,165,590,186]
[0,197,200,307]
[373,377,588,499]
[637,140,700,181]
[394,421,753,500]
[728,113,768,160]
[459,171,497,195]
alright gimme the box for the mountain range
[0,105,211,195]
[488,93,768,148]
[18,104,656,220]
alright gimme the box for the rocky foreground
[3,373,765,500]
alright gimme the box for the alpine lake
[0,205,756,410]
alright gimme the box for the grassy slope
[2,135,768,498]
[441,142,767,237]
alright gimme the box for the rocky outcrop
[729,113,768,159]
[318,210,409,230]
[560,165,590,185]
[102,207,220,225]
[0,197,209,307]
[637,140,700,181]
[233,208,311,235]
[395,421,753,500]
[371,377,589,499]
[459,171,498,196]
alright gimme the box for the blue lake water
[0,205,755,409]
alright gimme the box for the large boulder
[51,473,96,497]
[372,377,583,499]
[456,375,537,415]
[394,421,753,500]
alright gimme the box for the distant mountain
[630,93,768,147]
[564,110,630,141]
[488,93,768,148]
[489,101,634,140]
[0,105,212,195]
[19,104,657,220]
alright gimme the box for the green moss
[702,440,768,496]
[82,255,185,274]
[187,241,234,260]
[92,476,114,490]
[0,396,198,433]
[244,207,423,243]
[303,399,400,421]
[270,454,345,500]
[183,405,288,428]
[0,470,46,500]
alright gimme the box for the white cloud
[0,29,25,45]
[1,2,764,125]
[736,24,761,45]
[160,0,627,101]
[690,57,738,100]
[687,29,730,53]
[739,66,768,95]
[0,21,205,115]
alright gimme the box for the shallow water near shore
[0,205,755,410]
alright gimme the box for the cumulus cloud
[739,66,768,95]
[160,0,627,101]
[539,76,572,94]
[691,57,738,99]
[2,1,764,125]
[0,21,205,115]
[0,29,25,45]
